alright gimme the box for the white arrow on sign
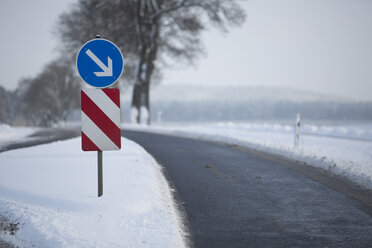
[85,49,113,77]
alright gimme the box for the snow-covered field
[125,121,372,190]
[1,120,370,246]
[0,137,185,247]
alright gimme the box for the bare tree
[0,86,13,124]
[17,59,80,127]
[57,0,246,124]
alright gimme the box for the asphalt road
[123,130,372,248]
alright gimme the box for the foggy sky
[0,0,75,89]
[0,0,371,101]
[163,0,372,101]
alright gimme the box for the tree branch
[149,0,197,19]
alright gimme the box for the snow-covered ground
[0,137,186,247]
[125,121,372,190]
[0,124,39,150]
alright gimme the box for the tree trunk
[131,83,141,123]
[142,82,150,125]
[131,47,154,125]
[130,0,160,125]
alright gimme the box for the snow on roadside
[125,122,372,190]
[0,124,39,150]
[0,137,186,247]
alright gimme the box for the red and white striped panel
[81,88,121,151]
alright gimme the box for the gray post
[98,151,103,197]
[294,113,301,148]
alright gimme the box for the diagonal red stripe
[81,90,121,149]
[102,88,120,108]
[82,131,101,151]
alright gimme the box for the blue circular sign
[76,39,124,88]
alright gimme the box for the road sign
[77,39,124,88]
[81,88,121,151]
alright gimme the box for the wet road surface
[124,130,372,248]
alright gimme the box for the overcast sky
[0,0,75,88]
[0,0,371,101]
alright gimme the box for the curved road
[123,130,372,248]
[0,127,80,153]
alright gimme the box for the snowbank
[125,122,372,190]
[0,137,185,247]
[0,124,38,150]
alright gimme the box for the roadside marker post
[294,113,301,148]
[81,89,121,151]
[77,37,124,197]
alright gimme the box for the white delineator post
[294,113,301,148]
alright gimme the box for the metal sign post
[98,151,103,197]
[77,37,124,198]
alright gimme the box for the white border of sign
[76,38,125,89]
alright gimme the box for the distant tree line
[128,100,372,122]
[2,76,372,126]
[0,86,14,124]
[0,58,80,127]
